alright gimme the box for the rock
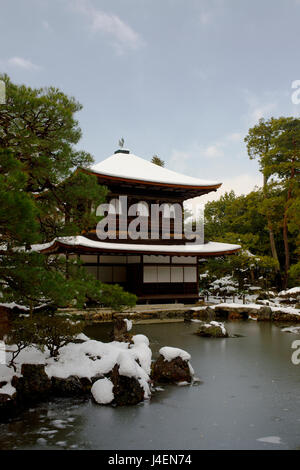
[80,377,93,393]
[12,364,52,402]
[257,306,272,321]
[195,321,228,338]
[278,288,300,305]
[214,305,252,320]
[228,311,245,320]
[109,364,144,406]
[0,306,13,340]
[0,393,16,418]
[272,311,300,323]
[189,306,216,321]
[51,375,91,397]
[112,318,132,343]
[184,310,193,322]
[91,373,105,384]
[152,355,192,384]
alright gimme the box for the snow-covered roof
[36,236,240,256]
[90,151,221,188]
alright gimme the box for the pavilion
[40,149,240,303]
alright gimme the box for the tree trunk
[282,153,296,289]
[263,174,280,268]
[282,211,289,289]
[269,228,279,264]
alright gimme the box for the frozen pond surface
[0,321,300,450]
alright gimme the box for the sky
[1,0,300,204]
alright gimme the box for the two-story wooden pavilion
[40,149,240,303]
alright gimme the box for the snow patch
[91,378,114,405]
[159,346,191,362]
[257,436,282,445]
[124,319,132,332]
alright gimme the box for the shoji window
[184,267,197,282]
[143,266,157,283]
[171,266,183,283]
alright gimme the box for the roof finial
[118,137,124,149]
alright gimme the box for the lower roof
[37,236,241,257]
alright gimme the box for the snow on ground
[279,287,300,296]
[207,295,258,305]
[281,326,300,334]
[192,303,300,316]
[0,364,17,396]
[270,306,300,315]
[0,302,28,311]
[159,346,191,362]
[76,333,90,342]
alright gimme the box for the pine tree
[0,75,136,312]
[151,155,165,167]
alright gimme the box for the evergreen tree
[0,76,136,312]
[245,117,300,287]
[151,155,165,167]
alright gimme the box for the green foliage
[33,315,84,357]
[0,76,136,313]
[7,317,37,370]
[97,283,137,312]
[200,252,279,292]
[289,262,300,284]
[0,252,74,311]
[205,190,271,255]
[151,155,165,167]
[0,149,39,246]
[0,253,137,312]
[0,73,107,241]
[7,315,84,366]
[244,117,300,287]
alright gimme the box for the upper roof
[89,150,222,189]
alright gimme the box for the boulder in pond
[12,364,52,402]
[0,393,17,418]
[109,364,145,406]
[51,375,91,397]
[195,321,228,338]
[112,317,133,343]
[187,306,216,321]
[256,306,272,321]
[152,346,193,384]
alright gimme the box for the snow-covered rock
[159,346,191,362]
[195,321,228,338]
[0,332,153,410]
[152,347,194,385]
[191,302,300,321]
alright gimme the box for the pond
[0,320,300,450]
